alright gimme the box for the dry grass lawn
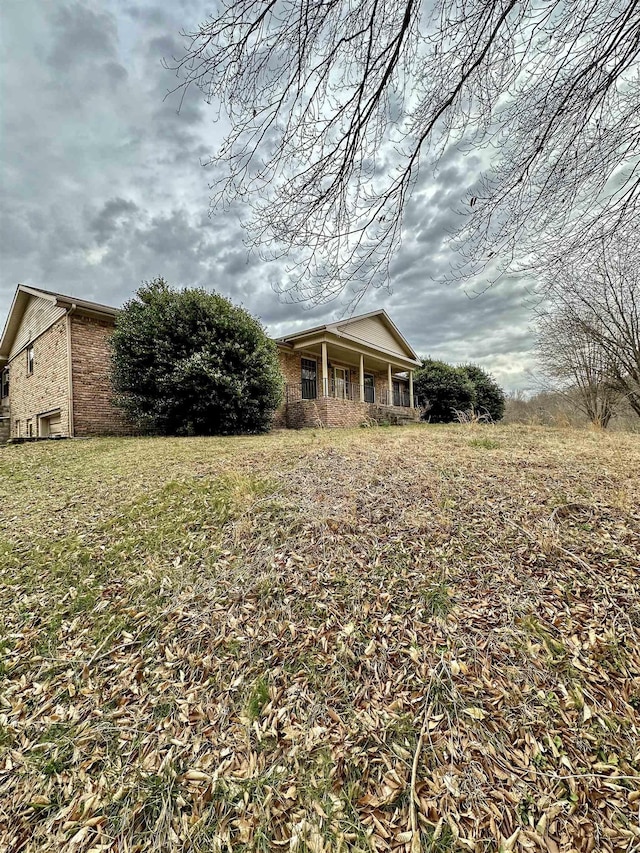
[0,424,639,852]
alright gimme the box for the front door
[393,381,409,407]
[334,367,347,399]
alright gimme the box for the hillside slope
[1,425,639,852]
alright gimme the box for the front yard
[1,424,639,852]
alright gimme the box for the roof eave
[0,284,119,359]
[0,286,30,360]
[54,296,118,318]
[274,323,329,344]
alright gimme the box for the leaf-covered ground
[0,424,639,853]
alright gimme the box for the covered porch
[284,340,417,408]
[275,316,422,428]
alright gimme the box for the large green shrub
[413,359,475,423]
[459,364,506,421]
[110,279,283,435]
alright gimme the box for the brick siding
[375,372,389,404]
[70,314,132,437]
[285,398,418,429]
[273,348,301,428]
[8,317,70,438]
[285,398,369,428]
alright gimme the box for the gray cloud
[91,198,139,244]
[0,0,538,391]
[47,3,117,70]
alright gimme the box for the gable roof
[0,284,118,362]
[275,309,420,364]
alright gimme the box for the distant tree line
[503,389,639,432]
[413,360,505,423]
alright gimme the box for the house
[0,285,130,440]
[273,311,421,428]
[0,285,420,440]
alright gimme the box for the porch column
[409,370,414,408]
[387,363,393,406]
[321,341,329,397]
[359,354,365,402]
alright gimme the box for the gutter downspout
[66,304,77,437]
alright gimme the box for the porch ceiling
[290,336,416,373]
[297,342,406,373]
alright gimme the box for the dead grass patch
[1,424,639,851]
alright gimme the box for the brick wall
[273,348,302,428]
[286,398,371,429]
[277,348,303,386]
[285,399,323,429]
[375,372,390,404]
[370,404,420,425]
[320,398,371,428]
[70,314,132,436]
[8,317,70,438]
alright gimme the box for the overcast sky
[0,0,538,390]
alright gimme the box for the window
[27,346,34,375]
[364,373,375,403]
[26,419,33,438]
[15,420,20,437]
[0,367,8,399]
[301,357,317,399]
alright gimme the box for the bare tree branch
[166,1,640,302]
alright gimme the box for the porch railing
[286,382,418,408]
[379,389,413,408]
[287,380,367,403]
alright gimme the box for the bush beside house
[414,359,505,422]
[413,360,475,423]
[110,279,283,435]
[459,363,506,421]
